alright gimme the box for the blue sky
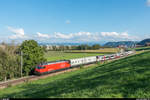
[0,0,150,43]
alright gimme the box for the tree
[59,45,65,51]
[92,44,101,50]
[71,45,78,50]
[20,40,46,76]
[0,48,9,81]
[76,44,90,50]
[42,45,48,52]
[0,43,20,81]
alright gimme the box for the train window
[36,66,45,69]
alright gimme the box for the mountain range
[38,38,150,47]
[103,41,138,47]
[137,38,150,46]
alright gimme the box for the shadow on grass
[1,51,150,98]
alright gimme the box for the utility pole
[21,50,23,77]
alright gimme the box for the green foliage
[20,40,46,76]
[42,45,48,53]
[75,44,101,50]
[0,43,20,81]
[92,44,101,50]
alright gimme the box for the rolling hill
[137,38,150,46]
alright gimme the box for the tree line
[0,40,46,81]
[43,44,103,52]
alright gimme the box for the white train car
[128,51,134,55]
[110,54,115,59]
[96,56,102,61]
[96,55,106,61]
[70,56,97,67]
[70,50,135,67]
[84,56,97,64]
[124,52,129,56]
[70,58,84,67]
[105,55,112,60]
[116,53,121,58]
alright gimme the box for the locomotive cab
[36,65,46,69]
[34,65,46,75]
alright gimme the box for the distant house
[136,44,143,47]
[46,45,53,50]
[118,45,127,48]
[145,42,150,46]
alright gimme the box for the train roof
[40,60,69,65]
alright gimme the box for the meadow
[44,51,105,61]
[128,46,150,51]
[65,48,119,53]
[0,50,150,98]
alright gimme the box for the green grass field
[128,46,150,51]
[45,51,104,61]
[0,50,150,98]
[65,48,119,53]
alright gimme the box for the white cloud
[53,32,92,39]
[101,32,119,37]
[65,20,71,24]
[147,0,150,7]
[7,26,27,39]
[37,32,50,38]
[74,32,91,37]
[101,31,140,41]
[120,32,129,38]
[50,31,100,42]
[5,26,141,43]
[54,32,73,39]
[50,31,140,42]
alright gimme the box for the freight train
[34,50,135,75]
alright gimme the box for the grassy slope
[45,51,104,61]
[0,51,150,98]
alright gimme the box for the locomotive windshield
[36,66,45,69]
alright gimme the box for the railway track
[0,53,136,90]
[0,64,86,89]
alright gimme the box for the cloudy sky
[0,0,150,43]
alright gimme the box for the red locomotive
[34,60,71,75]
